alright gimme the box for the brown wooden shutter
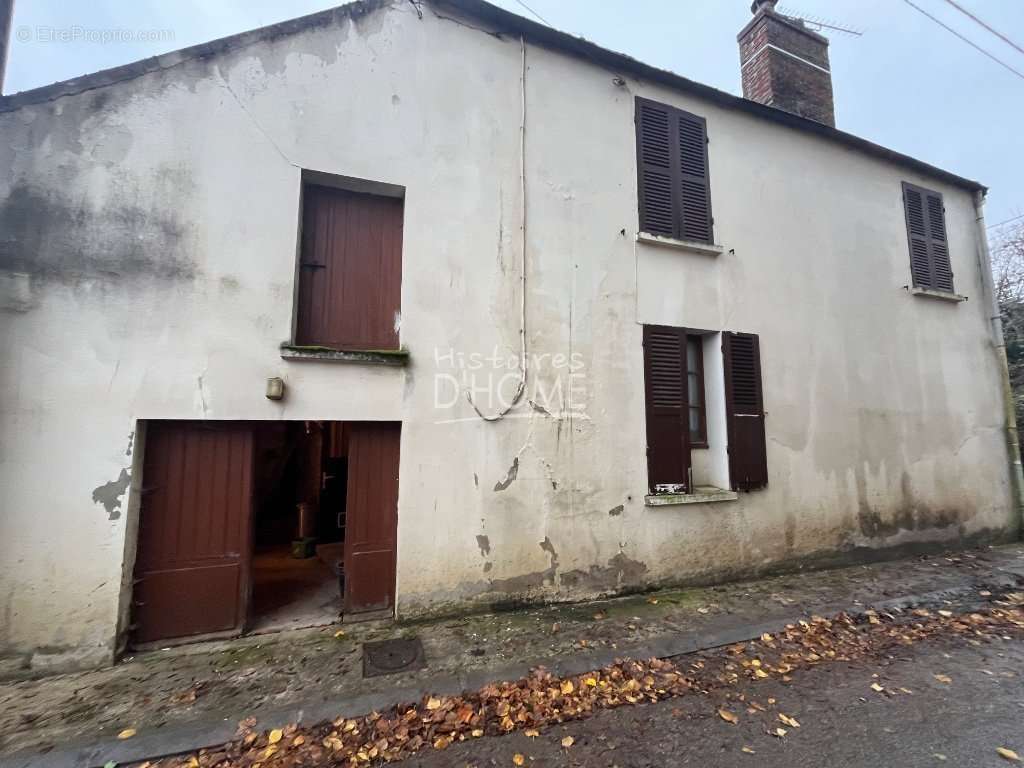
[677,110,712,243]
[636,100,675,237]
[643,325,692,493]
[636,98,713,243]
[723,332,768,491]
[296,185,404,350]
[902,182,954,293]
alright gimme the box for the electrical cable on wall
[465,35,529,421]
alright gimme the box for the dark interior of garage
[249,421,349,632]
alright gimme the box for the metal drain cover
[362,637,426,678]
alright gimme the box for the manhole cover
[362,637,426,678]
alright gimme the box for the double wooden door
[132,421,400,645]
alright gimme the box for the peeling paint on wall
[475,534,491,556]
[493,457,519,492]
[488,536,559,593]
[91,469,130,521]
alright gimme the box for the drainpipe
[973,189,1024,534]
[0,0,14,94]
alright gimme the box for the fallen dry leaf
[267,729,282,744]
[742,746,756,754]
[561,736,575,748]
[117,728,137,740]
[334,629,346,638]
[513,754,525,766]
[778,713,800,728]
[718,708,739,725]
[871,682,885,692]
[998,747,1021,762]
[433,736,450,750]
[139,603,1024,768]
[524,729,539,738]
[933,674,952,684]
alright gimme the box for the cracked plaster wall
[0,1,1015,667]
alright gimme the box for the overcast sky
[5,0,1023,229]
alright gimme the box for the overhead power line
[988,213,1024,230]
[513,0,550,27]
[941,0,1024,58]
[899,0,1024,82]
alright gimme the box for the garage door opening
[129,420,400,648]
[249,421,346,633]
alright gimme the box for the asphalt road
[401,633,1024,768]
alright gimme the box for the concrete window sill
[910,287,968,303]
[636,232,725,257]
[280,345,409,366]
[645,487,738,506]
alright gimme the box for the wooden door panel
[344,422,400,615]
[132,422,253,645]
[296,186,403,351]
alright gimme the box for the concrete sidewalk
[3,544,1024,768]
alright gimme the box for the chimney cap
[750,0,778,13]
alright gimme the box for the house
[0,0,1019,674]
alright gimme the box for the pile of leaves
[140,602,1024,768]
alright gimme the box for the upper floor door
[295,185,404,351]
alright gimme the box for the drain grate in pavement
[362,637,427,678]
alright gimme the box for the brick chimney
[738,0,836,127]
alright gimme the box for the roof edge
[433,0,985,194]
[0,0,986,195]
[0,0,391,113]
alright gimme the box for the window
[686,337,708,448]
[901,182,954,293]
[644,327,768,494]
[295,184,404,350]
[635,97,713,244]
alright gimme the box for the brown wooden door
[296,185,404,351]
[344,422,400,615]
[132,422,253,645]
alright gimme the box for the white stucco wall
[0,0,1015,670]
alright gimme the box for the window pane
[688,372,700,405]
[689,407,701,436]
[686,338,699,374]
